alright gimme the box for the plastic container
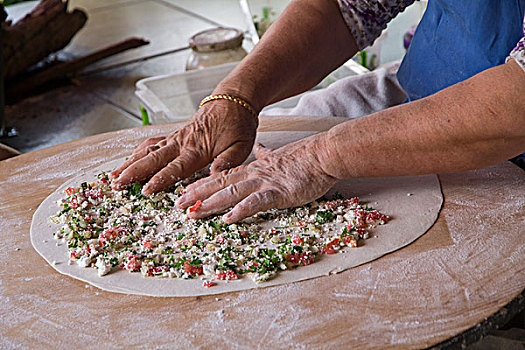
[136,62,238,123]
[135,61,363,124]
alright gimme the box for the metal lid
[189,27,244,53]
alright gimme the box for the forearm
[318,60,525,178]
[214,0,358,112]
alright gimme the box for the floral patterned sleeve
[337,0,415,50]
[506,15,525,72]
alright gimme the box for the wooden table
[1,115,523,349]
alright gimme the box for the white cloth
[262,62,407,118]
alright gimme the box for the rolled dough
[30,132,443,297]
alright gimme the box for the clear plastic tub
[135,60,363,124]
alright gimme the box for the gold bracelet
[199,94,258,119]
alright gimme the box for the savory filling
[51,171,388,287]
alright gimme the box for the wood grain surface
[0,115,523,349]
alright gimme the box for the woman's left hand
[175,134,338,224]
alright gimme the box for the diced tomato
[66,187,78,196]
[325,200,342,210]
[215,270,238,281]
[142,241,153,249]
[188,200,202,213]
[364,210,388,223]
[203,281,216,288]
[155,266,167,273]
[98,233,109,246]
[321,238,340,254]
[216,235,225,245]
[345,197,360,206]
[285,251,314,265]
[299,251,314,265]
[247,261,260,269]
[353,210,366,229]
[99,174,109,184]
[98,226,125,246]
[355,217,366,228]
[69,199,80,209]
[240,230,249,238]
[344,237,358,248]
[285,254,299,264]
[84,215,92,222]
[147,265,168,276]
[88,242,97,252]
[123,254,141,272]
[296,219,307,228]
[184,261,203,276]
[291,234,303,246]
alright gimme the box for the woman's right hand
[109,98,258,195]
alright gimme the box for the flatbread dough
[31,132,443,296]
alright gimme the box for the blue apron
[397,0,525,101]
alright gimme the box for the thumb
[254,143,272,159]
[210,141,253,174]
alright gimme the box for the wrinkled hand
[176,134,338,224]
[110,100,257,194]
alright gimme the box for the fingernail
[142,186,152,196]
[175,197,186,207]
[222,212,232,223]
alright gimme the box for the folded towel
[262,62,407,119]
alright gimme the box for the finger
[253,143,272,159]
[113,142,180,189]
[109,144,161,181]
[187,179,261,220]
[142,151,209,195]
[210,141,253,174]
[110,136,170,180]
[176,168,246,209]
[223,189,282,224]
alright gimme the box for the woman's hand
[175,134,338,224]
[110,100,258,195]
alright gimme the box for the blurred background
[1,0,427,155]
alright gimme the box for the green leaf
[140,105,151,126]
[128,183,143,198]
[59,203,71,216]
[316,210,335,224]
[189,258,202,267]
[209,221,220,231]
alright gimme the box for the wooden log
[2,0,87,80]
[6,37,149,101]
[0,142,20,161]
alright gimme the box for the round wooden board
[0,115,523,349]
